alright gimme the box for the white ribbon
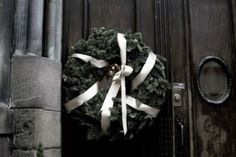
[126,96,160,118]
[65,33,159,135]
[132,52,157,90]
[101,33,133,134]
[65,82,99,113]
[72,53,109,68]
[100,65,133,134]
[119,33,128,134]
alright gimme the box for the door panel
[168,0,191,156]
[89,0,135,32]
[138,0,156,49]
[189,0,236,156]
[190,0,232,63]
[66,0,156,51]
[169,0,236,156]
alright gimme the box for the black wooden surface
[168,0,236,156]
[168,0,191,156]
[189,0,236,156]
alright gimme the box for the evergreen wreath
[62,27,169,141]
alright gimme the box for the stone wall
[10,56,61,157]
[0,0,63,156]
[0,107,13,157]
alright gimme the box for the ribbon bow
[100,33,133,134]
[65,33,160,135]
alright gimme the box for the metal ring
[196,56,232,104]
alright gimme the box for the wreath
[62,27,169,141]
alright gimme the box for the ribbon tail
[65,82,99,113]
[117,33,128,135]
[100,80,121,133]
[72,53,109,68]
[126,96,160,118]
[117,33,127,64]
[132,52,157,90]
[121,75,127,135]
[101,110,111,134]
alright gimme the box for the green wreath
[62,27,169,141]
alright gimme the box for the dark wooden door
[189,0,236,156]
[62,0,236,157]
[169,0,236,157]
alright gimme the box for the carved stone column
[28,0,45,55]
[46,0,62,62]
[13,0,29,55]
[14,0,45,56]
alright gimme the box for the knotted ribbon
[65,33,160,135]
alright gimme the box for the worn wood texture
[168,0,191,156]
[89,0,134,33]
[67,0,83,48]
[169,0,236,156]
[189,0,236,156]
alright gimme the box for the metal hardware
[175,115,185,150]
[196,56,232,105]
[172,83,185,107]
[179,121,184,147]
[173,93,182,102]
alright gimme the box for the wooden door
[62,0,236,157]
[189,0,236,156]
[62,0,173,157]
[169,0,236,156]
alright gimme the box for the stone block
[11,150,35,157]
[44,149,61,157]
[13,109,61,149]
[11,149,61,157]
[11,55,61,110]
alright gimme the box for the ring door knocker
[196,56,232,104]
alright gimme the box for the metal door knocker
[196,56,232,104]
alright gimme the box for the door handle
[175,116,185,148]
[178,121,184,147]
